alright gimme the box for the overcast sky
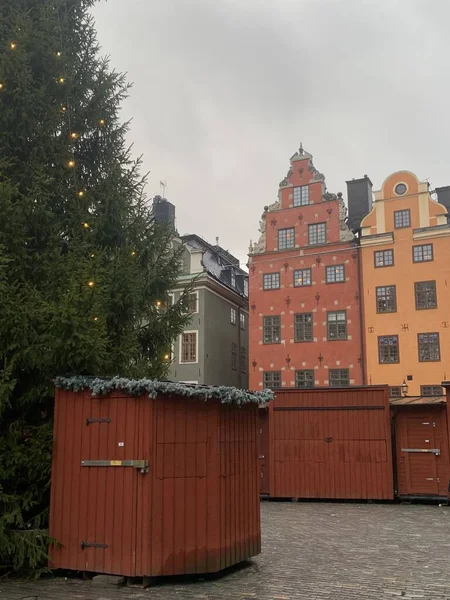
[92,0,450,266]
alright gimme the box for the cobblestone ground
[2,502,450,600]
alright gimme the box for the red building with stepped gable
[248,145,365,390]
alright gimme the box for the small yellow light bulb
[56,51,62,57]
[93,316,98,321]
[83,222,89,229]
[90,253,95,258]
[131,251,136,256]
[61,105,67,112]
[10,42,17,50]
[88,281,95,288]
[58,77,65,84]
[99,119,105,126]
[164,354,170,360]
[67,159,75,168]
[70,132,79,140]
[156,300,162,308]
[0,83,4,91]
[77,190,85,198]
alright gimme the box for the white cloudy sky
[92,0,450,266]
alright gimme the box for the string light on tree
[0,83,4,91]
[93,316,98,322]
[88,281,95,288]
[58,77,65,84]
[83,222,89,229]
[98,119,105,126]
[77,190,85,198]
[67,159,76,168]
[60,105,67,112]
[164,354,170,361]
[90,253,95,258]
[56,51,62,57]
[10,42,17,50]
[131,250,136,256]
[155,300,162,308]
[70,132,80,140]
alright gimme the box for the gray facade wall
[168,284,249,388]
[203,288,249,389]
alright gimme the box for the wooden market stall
[391,395,449,501]
[258,386,394,501]
[49,377,271,578]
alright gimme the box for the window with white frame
[188,292,198,313]
[308,223,326,245]
[240,312,245,330]
[263,273,280,290]
[230,307,237,325]
[180,332,197,363]
[243,278,249,297]
[230,271,236,287]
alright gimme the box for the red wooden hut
[391,395,449,501]
[258,386,394,500]
[49,377,271,578]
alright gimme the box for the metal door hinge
[86,417,111,425]
[80,541,108,550]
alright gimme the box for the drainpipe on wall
[237,303,242,389]
[356,238,367,385]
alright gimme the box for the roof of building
[182,233,248,298]
[390,396,446,406]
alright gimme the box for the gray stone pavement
[1,501,450,600]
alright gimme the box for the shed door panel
[271,404,393,500]
[401,416,439,496]
[78,396,143,576]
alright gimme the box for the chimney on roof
[152,195,176,230]
[346,175,373,232]
[435,186,450,218]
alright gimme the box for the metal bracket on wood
[401,448,441,455]
[80,541,109,550]
[86,417,111,425]
[81,459,149,472]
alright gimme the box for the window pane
[326,265,345,283]
[413,244,433,263]
[293,268,312,287]
[263,273,280,290]
[327,311,347,340]
[181,333,197,362]
[239,346,246,373]
[415,281,437,310]
[294,313,313,342]
[263,315,281,344]
[378,336,399,363]
[389,386,402,398]
[421,385,443,396]
[278,228,295,250]
[295,370,314,388]
[329,369,349,387]
[294,268,311,287]
[293,185,309,207]
[263,371,281,389]
[308,223,326,245]
[376,286,397,313]
[374,249,394,267]
[394,209,411,228]
[418,332,440,362]
[230,308,236,324]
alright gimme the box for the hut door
[403,416,440,496]
[258,409,269,495]
[78,395,147,576]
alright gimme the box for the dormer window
[230,271,236,287]
[244,279,249,297]
[293,185,309,207]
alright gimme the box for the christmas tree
[0,0,192,573]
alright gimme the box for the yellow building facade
[360,171,450,397]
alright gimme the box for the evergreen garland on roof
[55,376,273,405]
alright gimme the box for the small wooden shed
[259,386,394,501]
[391,395,449,500]
[49,377,271,578]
